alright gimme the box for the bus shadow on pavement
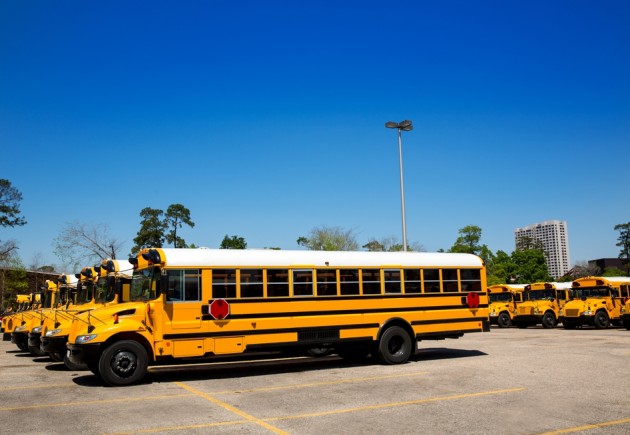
[412,348,486,361]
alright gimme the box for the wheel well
[101,332,155,362]
[378,318,415,344]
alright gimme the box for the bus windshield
[525,290,555,301]
[75,282,94,305]
[574,287,611,298]
[489,293,513,303]
[130,267,161,302]
[41,292,52,309]
[94,277,116,304]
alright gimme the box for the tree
[449,225,482,254]
[487,250,517,285]
[297,226,359,251]
[220,235,247,249]
[511,248,552,283]
[363,236,424,252]
[53,221,123,272]
[0,254,29,310]
[165,204,195,248]
[0,179,27,228]
[515,235,545,252]
[614,222,630,274]
[0,240,18,263]
[131,208,167,255]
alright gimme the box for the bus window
[424,269,440,293]
[362,269,381,295]
[340,269,360,295]
[212,269,236,299]
[241,269,263,298]
[384,269,401,294]
[442,269,459,292]
[293,269,314,296]
[316,270,337,296]
[404,269,421,293]
[267,269,289,297]
[461,269,482,292]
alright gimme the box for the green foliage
[165,204,195,248]
[131,208,167,255]
[602,267,627,277]
[614,222,630,274]
[510,249,552,283]
[449,225,482,254]
[0,255,28,310]
[0,179,27,228]
[363,236,423,252]
[220,235,247,249]
[297,226,359,251]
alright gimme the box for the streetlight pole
[385,120,413,251]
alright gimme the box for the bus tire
[307,347,332,357]
[542,312,557,329]
[377,326,412,365]
[16,341,28,352]
[64,353,88,371]
[28,344,45,356]
[98,340,148,386]
[49,352,64,362]
[497,312,511,328]
[624,320,630,331]
[593,311,609,329]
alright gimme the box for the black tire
[28,345,46,356]
[497,312,512,328]
[593,311,609,329]
[377,326,413,365]
[624,320,630,331]
[307,347,332,357]
[98,340,148,386]
[542,312,557,329]
[48,352,64,362]
[16,341,28,352]
[64,353,88,371]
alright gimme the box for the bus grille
[518,307,533,315]
[565,309,580,317]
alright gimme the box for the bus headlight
[45,329,62,337]
[75,334,98,344]
[581,310,594,316]
[534,308,541,315]
[31,326,42,334]
[14,325,26,332]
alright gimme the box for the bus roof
[147,248,485,268]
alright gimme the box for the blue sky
[1,1,629,271]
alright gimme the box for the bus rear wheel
[377,326,412,365]
[98,340,148,386]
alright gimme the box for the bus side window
[442,269,459,292]
[267,269,289,297]
[316,270,337,296]
[423,269,440,293]
[212,269,236,299]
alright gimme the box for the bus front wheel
[377,326,412,365]
[497,312,511,328]
[593,311,609,329]
[542,312,557,329]
[98,340,148,386]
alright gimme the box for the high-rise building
[514,220,570,278]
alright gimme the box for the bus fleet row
[488,277,630,330]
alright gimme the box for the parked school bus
[487,284,525,328]
[513,282,572,328]
[561,277,630,329]
[41,259,132,368]
[1,294,32,341]
[33,266,100,366]
[11,282,59,354]
[66,248,489,386]
[621,298,630,330]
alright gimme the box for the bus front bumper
[28,332,41,349]
[41,335,69,355]
[66,343,101,366]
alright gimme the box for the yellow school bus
[621,298,630,330]
[1,295,32,342]
[513,282,572,328]
[561,277,630,329]
[41,259,132,368]
[488,284,526,328]
[11,281,60,353]
[67,248,489,386]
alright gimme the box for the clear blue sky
[2,1,629,271]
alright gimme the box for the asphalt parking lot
[1,326,630,435]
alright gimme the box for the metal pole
[397,128,408,251]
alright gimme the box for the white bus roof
[152,248,484,268]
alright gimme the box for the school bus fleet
[4,249,630,387]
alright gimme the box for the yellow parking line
[175,382,289,435]
[210,371,429,395]
[0,393,192,412]
[537,417,630,434]
[267,387,527,421]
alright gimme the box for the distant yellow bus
[513,282,572,329]
[67,248,489,386]
[561,277,630,329]
[488,284,526,328]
